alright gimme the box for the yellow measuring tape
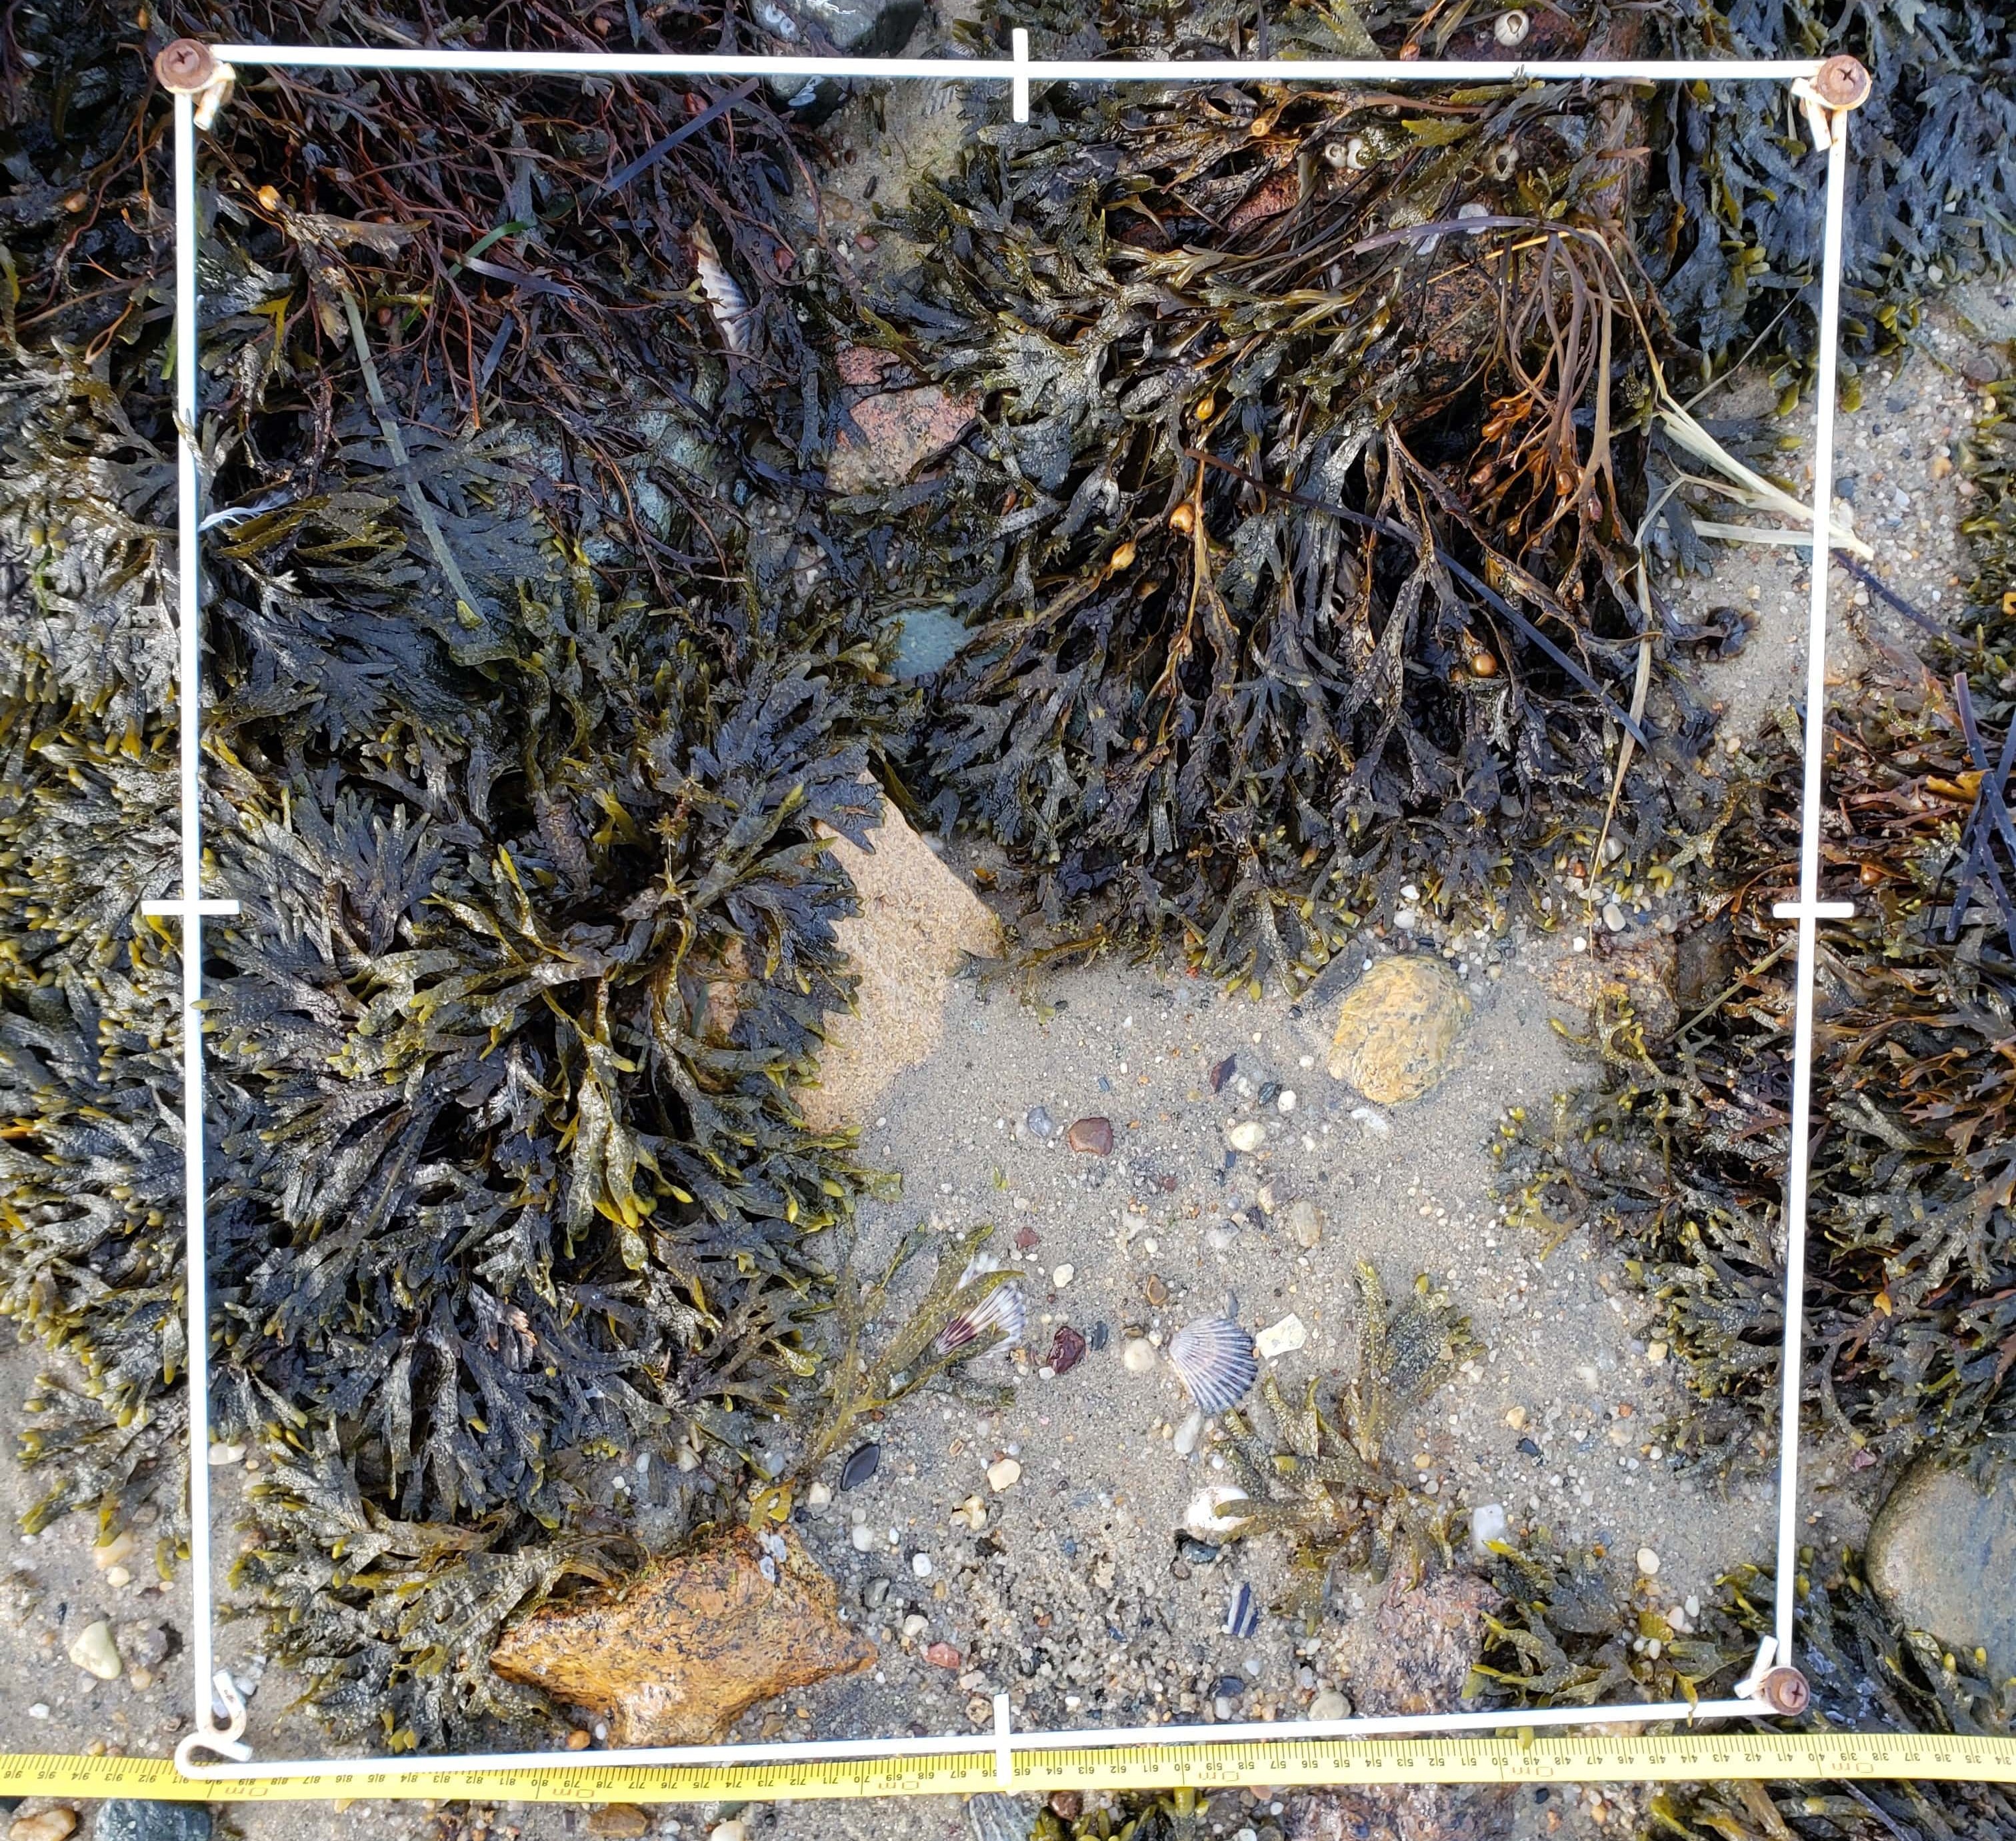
[3,1733,2013,1803]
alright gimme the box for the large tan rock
[489,1526,873,1746]
[799,795,1001,1130]
[1326,955,1472,1105]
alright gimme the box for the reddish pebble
[1065,1116,1114,1156]
[1013,1226,1041,1252]
[924,1642,961,1670]
[1048,1325,1087,1375]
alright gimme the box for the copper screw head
[1757,1665,1811,1716]
[1813,55,1872,113]
[155,38,218,95]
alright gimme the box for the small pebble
[205,1442,245,1467]
[806,1480,833,1510]
[1065,1116,1114,1156]
[1025,1105,1057,1140]
[902,1614,929,1638]
[1122,1338,1157,1374]
[1646,1341,1669,1364]
[1637,1548,1661,1577]
[987,1458,1022,1492]
[67,1618,121,1680]
[861,1576,891,1610]
[567,1728,593,1750]
[851,1524,876,1552]
[94,1804,209,1841]
[93,1531,137,1571]
[709,1823,748,1841]
[1047,1325,1087,1374]
[911,1552,933,1578]
[1225,1120,1265,1153]
[1307,1688,1351,1721]
[104,1565,131,1589]
[1504,1406,1528,1432]
[1284,1199,1323,1250]
[923,1641,961,1669]
[1603,901,1627,933]
[8,1812,77,1841]
[839,1442,881,1490]
[1051,1264,1075,1289]
[1144,1274,1170,1308]
[1469,1502,1510,1558]
[1088,1321,1109,1351]
[1277,1090,1297,1114]
[27,1704,48,1720]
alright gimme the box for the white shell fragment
[935,1257,1026,1358]
[1173,1406,1206,1458]
[1169,1316,1258,1415]
[691,224,752,354]
[1185,1486,1251,1544]
[1494,8,1530,45]
[1255,1313,1308,1360]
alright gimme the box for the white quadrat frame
[149,31,1861,1786]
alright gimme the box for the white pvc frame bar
[153,40,1851,1782]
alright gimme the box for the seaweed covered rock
[488,1525,874,1744]
[861,72,1718,982]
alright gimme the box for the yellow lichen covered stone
[1326,956,1471,1104]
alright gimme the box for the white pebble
[1122,1338,1157,1374]
[1255,1313,1307,1360]
[1307,1688,1351,1722]
[1276,1090,1297,1114]
[207,1442,245,1466]
[911,1552,933,1578]
[711,1823,749,1841]
[26,1704,47,1720]
[1225,1120,1265,1153]
[1051,1264,1075,1289]
[67,1618,121,1680]
[986,1458,1021,1492]
[104,1565,131,1588]
[1636,1547,1661,1577]
[1603,901,1627,934]
[807,1480,833,1509]
[851,1524,875,1552]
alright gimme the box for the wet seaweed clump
[1199,1263,1474,1624]
[1495,373,2016,1481]
[0,0,922,1746]
[860,72,1721,984]
[1645,1555,2016,1838]
[1470,1532,1746,1711]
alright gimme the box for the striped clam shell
[933,1257,1027,1357]
[1168,1315,1257,1415]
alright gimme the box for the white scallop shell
[1168,1316,1257,1415]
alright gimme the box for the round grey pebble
[97,1804,213,1841]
